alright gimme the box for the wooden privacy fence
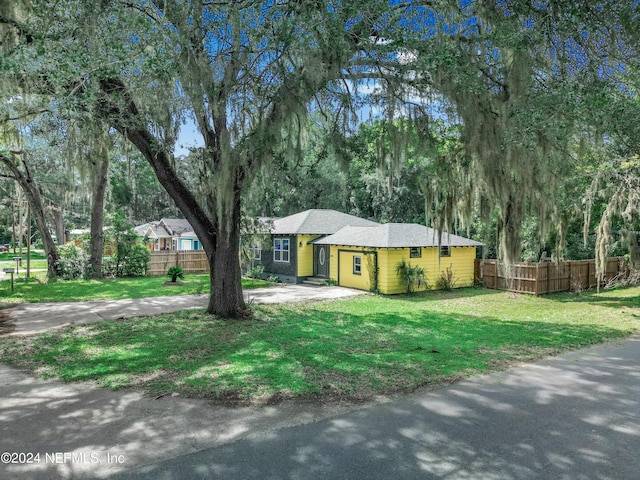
[147,251,209,276]
[475,257,627,295]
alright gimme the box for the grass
[0,274,272,303]
[0,251,46,261]
[1,286,638,405]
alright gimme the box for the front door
[314,245,329,278]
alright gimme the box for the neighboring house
[253,209,483,293]
[65,227,111,245]
[135,219,203,251]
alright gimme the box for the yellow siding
[337,249,371,291]
[296,234,321,277]
[325,244,477,294]
[378,246,478,294]
[329,245,339,281]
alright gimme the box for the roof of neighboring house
[270,209,378,235]
[69,227,111,235]
[310,223,484,248]
[135,219,198,238]
[160,218,195,235]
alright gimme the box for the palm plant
[395,260,427,294]
[167,265,184,283]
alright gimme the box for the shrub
[102,244,150,277]
[436,265,457,291]
[395,260,427,293]
[267,275,280,283]
[56,243,88,280]
[167,265,184,283]
[122,244,151,276]
[249,265,264,279]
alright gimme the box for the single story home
[254,209,378,284]
[254,209,483,293]
[135,218,203,251]
[311,223,483,294]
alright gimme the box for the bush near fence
[147,251,209,276]
[474,257,627,295]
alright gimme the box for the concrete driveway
[1,285,367,336]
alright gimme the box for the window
[410,247,422,258]
[253,246,262,261]
[273,238,290,262]
[353,256,362,275]
[193,240,200,250]
[171,238,178,251]
[440,245,451,257]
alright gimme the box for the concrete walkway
[1,285,367,336]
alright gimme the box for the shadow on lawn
[0,301,631,408]
[538,288,640,311]
[103,336,640,480]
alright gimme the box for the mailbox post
[13,257,21,274]
[3,268,15,292]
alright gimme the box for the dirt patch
[0,307,15,335]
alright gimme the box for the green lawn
[0,274,271,303]
[0,251,46,261]
[1,287,638,405]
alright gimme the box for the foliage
[365,251,379,293]
[3,0,640,313]
[395,260,427,294]
[324,278,338,286]
[167,266,184,283]
[249,265,264,280]
[55,243,88,280]
[1,287,638,402]
[104,212,149,277]
[436,265,457,291]
[109,148,181,224]
[267,275,281,283]
[583,158,640,284]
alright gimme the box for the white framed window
[440,245,451,257]
[172,238,178,250]
[410,247,422,258]
[253,246,262,260]
[273,238,290,262]
[353,256,362,275]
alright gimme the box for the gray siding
[257,235,298,282]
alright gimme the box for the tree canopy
[2,1,639,313]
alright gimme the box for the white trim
[353,255,362,275]
[273,238,290,263]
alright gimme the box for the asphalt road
[107,335,640,480]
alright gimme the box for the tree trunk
[88,155,109,278]
[11,198,16,254]
[0,153,61,278]
[626,231,640,271]
[98,77,248,317]
[208,188,247,317]
[51,206,65,245]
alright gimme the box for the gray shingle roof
[310,223,484,248]
[161,218,194,235]
[135,219,196,238]
[270,209,378,234]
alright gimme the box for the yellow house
[253,209,482,293]
[310,223,483,294]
